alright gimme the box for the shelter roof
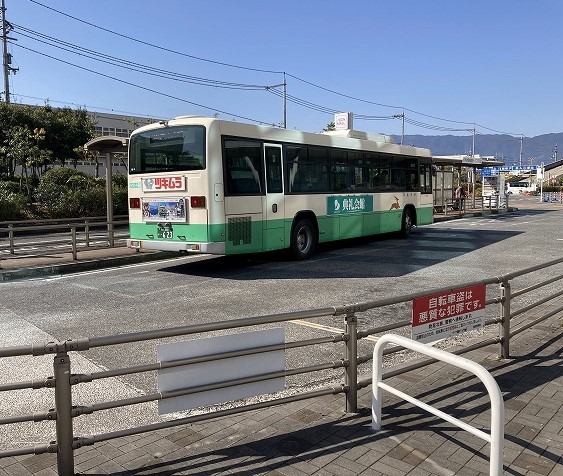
[432,154,504,168]
[84,136,128,153]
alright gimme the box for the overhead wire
[11,43,275,126]
[13,24,269,90]
[27,0,284,75]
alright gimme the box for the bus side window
[224,140,263,195]
[265,146,283,193]
[372,169,390,187]
[286,146,303,193]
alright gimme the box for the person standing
[455,184,462,210]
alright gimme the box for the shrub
[37,167,97,218]
[0,183,28,221]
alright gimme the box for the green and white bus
[127,116,433,259]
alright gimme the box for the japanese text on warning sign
[412,284,486,344]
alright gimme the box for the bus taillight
[129,198,141,209]
[190,196,206,208]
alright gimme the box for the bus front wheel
[291,218,317,260]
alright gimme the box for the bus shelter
[83,136,129,245]
[432,155,504,212]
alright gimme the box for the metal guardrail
[0,257,562,475]
[0,216,129,261]
[435,194,511,215]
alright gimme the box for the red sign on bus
[142,176,186,192]
[412,284,486,344]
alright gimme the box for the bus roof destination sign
[412,284,486,344]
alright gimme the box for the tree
[33,105,96,167]
[323,122,336,132]
[1,125,38,198]
[0,103,96,176]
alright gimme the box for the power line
[13,93,167,119]
[14,24,270,90]
[27,0,284,75]
[12,43,275,126]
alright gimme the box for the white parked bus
[126,116,433,259]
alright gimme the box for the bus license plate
[157,227,173,239]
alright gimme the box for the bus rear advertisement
[126,117,433,260]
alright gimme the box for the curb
[0,251,179,282]
[433,207,517,223]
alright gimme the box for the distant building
[91,112,156,138]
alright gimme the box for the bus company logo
[389,196,400,210]
[142,177,186,192]
[328,195,373,215]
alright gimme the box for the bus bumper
[127,239,225,255]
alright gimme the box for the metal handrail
[0,217,129,260]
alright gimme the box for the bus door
[223,139,264,254]
[263,144,286,250]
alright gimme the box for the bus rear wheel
[400,208,413,237]
[291,218,317,260]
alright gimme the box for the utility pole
[266,75,286,128]
[392,111,405,145]
[400,109,404,145]
[519,135,523,167]
[283,72,286,129]
[1,0,17,103]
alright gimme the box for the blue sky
[7,0,563,138]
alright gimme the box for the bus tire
[400,208,413,238]
[291,218,317,260]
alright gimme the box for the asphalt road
[0,195,561,448]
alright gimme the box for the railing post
[85,220,90,247]
[71,226,77,260]
[499,280,511,359]
[53,352,75,476]
[8,224,14,254]
[108,226,115,247]
[344,312,358,413]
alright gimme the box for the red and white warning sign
[412,284,486,344]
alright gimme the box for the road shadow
[160,227,522,280]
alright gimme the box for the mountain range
[390,132,563,166]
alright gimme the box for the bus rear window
[129,125,206,174]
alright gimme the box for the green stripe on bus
[130,206,434,253]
